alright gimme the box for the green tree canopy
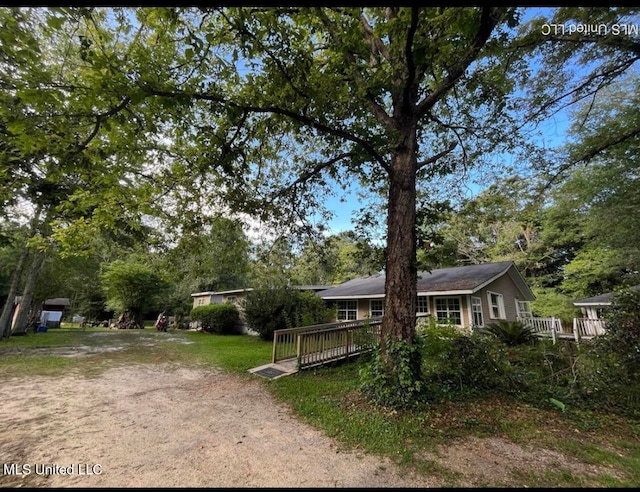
[100,258,169,329]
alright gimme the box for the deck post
[272,334,278,364]
[343,329,348,357]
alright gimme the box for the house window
[435,297,461,325]
[487,291,506,319]
[225,295,237,304]
[337,300,358,321]
[471,296,484,327]
[197,298,204,306]
[516,300,532,318]
[369,299,384,317]
[416,296,429,314]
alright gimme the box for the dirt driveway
[0,331,616,488]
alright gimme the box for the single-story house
[317,261,535,330]
[573,285,640,320]
[191,288,251,310]
[191,285,330,310]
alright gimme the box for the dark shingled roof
[319,261,522,298]
[43,298,70,306]
[574,285,640,306]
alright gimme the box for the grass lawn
[1,328,639,487]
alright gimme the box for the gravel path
[0,362,440,488]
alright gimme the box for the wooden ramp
[248,359,298,380]
[249,318,386,379]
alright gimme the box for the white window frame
[516,300,532,318]
[369,299,384,317]
[416,295,429,314]
[471,296,484,327]
[435,297,462,326]
[487,291,506,319]
[337,300,358,321]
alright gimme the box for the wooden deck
[250,315,608,379]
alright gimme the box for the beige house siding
[324,277,530,329]
[192,294,213,310]
[191,292,247,310]
[221,292,247,306]
[474,273,527,324]
[358,299,369,319]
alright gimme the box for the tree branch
[402,7,420,111]
[542,125,640,190]
[315,8,396,133]
[416,7,504,117]
[146,87,391,173]
[416,142,457,169]
[271,152,355,199]
[74,96,131,154]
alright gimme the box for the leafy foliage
[482,320,537,346]
[359,334,426,409]
[190,303,240,335]
[100,258,169,327]
[242,287,333,341]
[420,324,510,399]
[575,288,640,417]
[290,232,384,286]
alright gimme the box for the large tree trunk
[381,131,418,353]
[0,205,44,339]
[0,247,29,339]
[11,250,46,335]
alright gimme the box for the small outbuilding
[573,285,640,321]
[40,298,71,328]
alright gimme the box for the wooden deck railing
[272,317,383,368]
[273,315,610,370]
[518,316,608,343]
[518,316,564,334]
[573,318,607,340]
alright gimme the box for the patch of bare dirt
[0,364,441,488]
[0,333,621,487]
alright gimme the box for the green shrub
[482,320,537,346]
[420,324,510,399]
[359,334,426,409]
[243,287,333,341]
[575,288,640,417]
[501,340,582,408]
[295,290,334,328]
[190,303,240,335]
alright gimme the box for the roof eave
[573,301,612,307]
